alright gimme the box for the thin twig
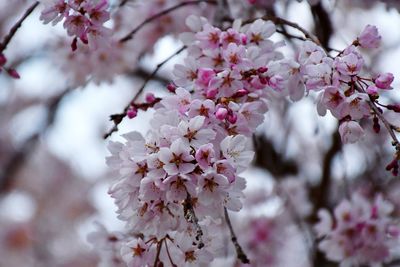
[119,0,217,43]
[224,207,250,264]
[356,85,400,149]
[262,15,321,45]
[183,193,204,249]
[0,1,39,53]
[153,240,163,267]
[368,101,400,149]
[127,66,170,85]
[104,45,186,139]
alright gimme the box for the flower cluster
[315,194,400,267]
[291,25,395,145]
[40,0,111,51]
[105,15,296,266]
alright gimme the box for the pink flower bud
[375,73,394,89]
[0,53,7,66]
[167,83,176,93]
[145,93,156,103]
[227,113,237,124]
[387,104,400,113]
[235,89,248,97]
[257,67,268,73]
[71,37,78,51]
[7,69,20,79]
[357,25,381,49]
[366,85,378,95]
[386,158,399,176]
[373,116,380,133]
[127,107,137,119]
[215,108,228,120]
[240,33,247,45]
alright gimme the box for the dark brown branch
[183,193,204,249]
[104,46,186,139]
[0,133,38,193]
[0,88,71,194]
[368,101,400,149]
[119,0,217,43]
[153,241,163,267]
[253,134,298,177]
[0,1,39,53]
[128,66,170,85]
[310,2,333,49]
[224,207,249,264]
[310,129,342,267]
[262,15,321,45]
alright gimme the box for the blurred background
[1,0,400,266]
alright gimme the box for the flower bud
[167,83,176,93]
[127,106,137,119]
[375,73,394,89]
[145,93,156,103]
[215,108,228,120]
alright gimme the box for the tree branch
[0,88,71,194]
[119,0,217,43]
[224,207,250,264]
[183,193,204,249]
[0,1,39,54]
[262,15,321,45]
[104,45,186,139]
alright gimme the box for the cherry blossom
[315,194,400,267]
[357,24,381,49]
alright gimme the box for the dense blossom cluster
[40,0,111,51]
[315,194,400,267]
[101,10,400,265]
[291,25,394,145]
[40,0,213,85]
[104,15,299,266]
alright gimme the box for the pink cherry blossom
[375,72,394,89]
[195,143,215,170]
[334,50,364,76]
[339,120,365,144]
[158,139,195,175]
[315,194,399,267]
[177,116,216,147]
[357,25,381,49]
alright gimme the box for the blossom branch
[368,100,400,149]
[119,0,217,43]
[262,15,321,45]
[310,129,342,266]
[355,85,400,149]
[128,66,170,85]
[104,45,186,139]
[0,1,39,53]
[153,241,163,267]
[183,193,204,249]
[224,207,250,264]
